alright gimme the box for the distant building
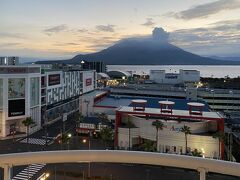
[0,57,19,65]
[149,69,200,85]
[82,61,106,73]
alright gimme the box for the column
[198,167,206,180]
[3,164,12,180]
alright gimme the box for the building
[82,61,106,73]
[115,102,224,159]
[149,69,200,85]
[41,69,97,125]
[0,65,42,138]
[0,57,19,65]
[0,63,97,139]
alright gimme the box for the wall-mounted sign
[8,99,25,117]
[86,78,92,86]
[48,74,60,86]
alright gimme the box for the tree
[152,120,164,151]
[97,113,109,124]
[100,127,113,149]
[22,117,35,151]
[141,140,156,152]
[191,149,202,157]
[180,125,191,154]
[126,116,135,150]
[213,131,225,159]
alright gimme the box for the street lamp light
[82,132,91,177]
[228,90,233,112]
[81,60,85,70]
[210,89,215,111]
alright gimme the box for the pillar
[114,111,121,148]
[3,164,12,180]
[198,167,206,180]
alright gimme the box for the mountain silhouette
[36,28,240,65]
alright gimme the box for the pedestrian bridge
[0,150,240,180]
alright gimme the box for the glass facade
[0,79,3,109]
[30,77,40,107]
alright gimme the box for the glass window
[30,77,40,107]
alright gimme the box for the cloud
[0,32,26,39]
[53,42,81,46]
[170,19,240,56]
[152,27,169,42]
[0,42,21,47]
[141,18,155,27]
[77,28,88,33]
[95,24,115,32]
[43,24,68,35]
[167,0,240,20]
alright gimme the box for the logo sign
[8,99,25,117]
[86,78,92,86]
[48,74,61,86]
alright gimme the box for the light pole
[67,133,72,150]
[210,89,215,111]
[81,60,85,70]
[228,90,233,112]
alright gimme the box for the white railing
[0,150,240,180]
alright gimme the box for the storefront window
[30,77,40,107]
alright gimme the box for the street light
[228,90,233,112]
[210,89,215,111]
[81,60,85,70]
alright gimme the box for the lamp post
[210,89,215,111]
[81,60,85,70]
[228,90,233,112]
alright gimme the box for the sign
[48,74,61,86]
[0,67,40,74]
[86,78,92,86]
[80,123,95,130]
[8,99,25,117]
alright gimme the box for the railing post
[198,167,207,180]
[3,164,12,180]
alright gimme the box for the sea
[107,65,240,78]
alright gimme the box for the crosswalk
[19,138,52,146]
[12,164,46,180]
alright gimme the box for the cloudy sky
[0,0,240,59]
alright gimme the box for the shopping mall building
[0,64,96,139]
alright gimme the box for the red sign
[48,74,60,86]
[86,78,92,86]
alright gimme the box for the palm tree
[180,125,191,154]
[213,131,225,159]
[126,116,135,150]
[22,117,35,150]
[100,127,113,149]
[152,120,164,151]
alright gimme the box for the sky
[0,0,240,59]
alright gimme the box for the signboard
[80,123,95,130]
[8,99,25,117]
[48,74,61,86]
[0,67,40,74]
[85,78,92,86]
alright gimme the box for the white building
[0,57,19,66]
[0,65,41,138]
[150,69,200,85]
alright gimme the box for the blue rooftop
[95,95,209,111]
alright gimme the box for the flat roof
[117,106,223,120]
[95,95,209,111]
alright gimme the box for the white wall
[83,71,95,93]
